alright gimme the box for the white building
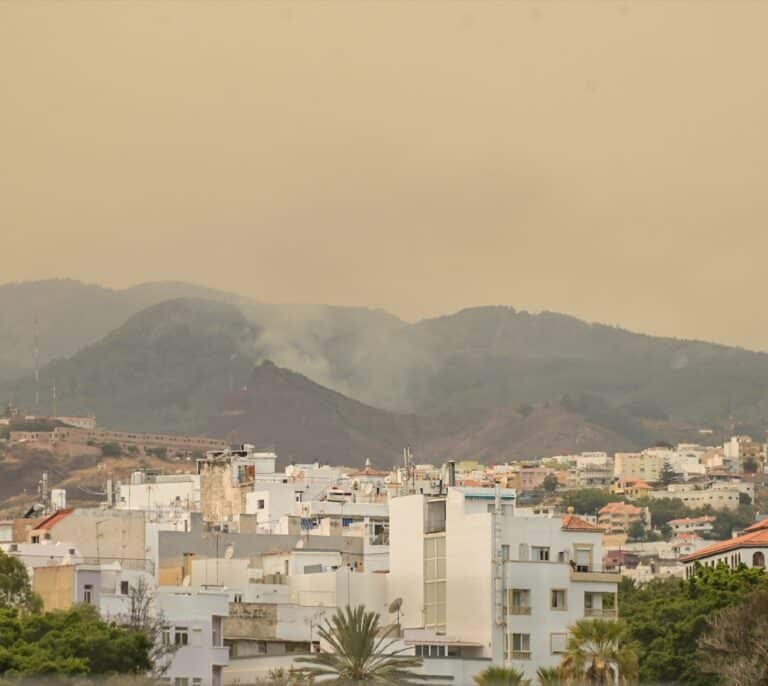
[388,488,619,681]
[118,472,200,512]
[32,563,229,686]
[682,518,768,576]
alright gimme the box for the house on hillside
[681,518,768,576]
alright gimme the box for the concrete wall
[44,509,147,562]
[33,565,75,611]
[388,495,426,631]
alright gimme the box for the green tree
[0,604,152,677]
[560,619,638,686]
[541,474,559,494]
[561,490,617,516]
[295,605,424,684]
[0,550,41,613]
[743,457,758,474]
[658,461,677,486]
[101,442,122,457]
[626,521,645,542]
[698,588,768,685]
[620,564,768,685]
[474,666,531,686]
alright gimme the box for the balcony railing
[508,606,532,615]
[585,608,618,618]
[509,651,531,660]
[569,565,621,583]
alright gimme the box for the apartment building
[614,452,665,483]
[597,502,650,535]
[668,515,716,536]
[32,562,230,686]
[389,488,618,681]
[648,483,746,511]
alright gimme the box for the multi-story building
[597,502,650,535]
[32,564,230,686]
[648,483,746,511]
[388,488,619,681]
[681,518,768,576]
[614,452,665,483]
[723,436,765,472]
[667,515,716,536]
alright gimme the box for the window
[83,584,93,604]
[532,546,550,561]
[507,633,531,659]
[424,536,447,632]
[415,644,445,657]
[518,543,530,560]
[31,536,40,544]
[574,545,592,572]
[508,589,531,615]
[257,499,265,510]
[192,679,202,686]
[174,627,189,646]
[162,628,171,646]
[584,592,594,610]
[174,679,189,686]
[753,551,765,568]
[234,593,243,603]
[120,580,130,595]
[191,628,203,647]
[501,544,510,561]
[551,589,567,610]
[551,633,568,654]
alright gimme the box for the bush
[100,442,122,457]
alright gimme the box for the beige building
[28,508,147,565]
[598,502,651,535]
[614,452,665,483]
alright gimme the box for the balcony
[211,646,230,666]
[584,608,618,619]
[509,651,531,660]
[508,606,531,616]
[570,566,620,583]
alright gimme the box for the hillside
[2,298,258,434]
[3,282,768,457]
[0,279,240,382]
[209,361,706,465]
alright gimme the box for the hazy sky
[2,1,768,349]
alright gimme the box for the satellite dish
[388,597,403,614]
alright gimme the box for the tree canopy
[619,565,768,685]
[0,604,152,677]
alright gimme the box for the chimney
[448,460,456,488]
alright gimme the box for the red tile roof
[744,518,768,533]
[599,502,644,516]
[561,514,604,533]
[32,508,74,531]
[668,515,716,526]
[681,529,768,562]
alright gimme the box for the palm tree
[560,619,638,686]
[536,666,562,685]
[473,665,531,686]
[295,605,425,684]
